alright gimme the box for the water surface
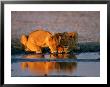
[11,52,100,77]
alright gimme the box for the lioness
[54,32,78,53]
[20,29,59,53]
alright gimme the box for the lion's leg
[49,46,57,53]
[35,45,42,53]
[26,42,42,53]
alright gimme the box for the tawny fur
[20,29,59,53]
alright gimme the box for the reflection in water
[20,53,77,76]
[50,54,77,59]
[23,53,44,58]
[20,62,77,76]
[11,52,100,77]
[22,53,77,59]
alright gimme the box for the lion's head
[47,35,59,53]
[54,32,78,53]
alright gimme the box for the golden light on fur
[20,29,59,53]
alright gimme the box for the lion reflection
[20,54,77,76]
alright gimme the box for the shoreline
[11,41,100,55]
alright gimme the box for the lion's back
[27,29,53,46]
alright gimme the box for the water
[11,52,100,77]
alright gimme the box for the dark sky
[11,11,100,42]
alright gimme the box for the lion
[54,32,78,53]
[20,29,59,53]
